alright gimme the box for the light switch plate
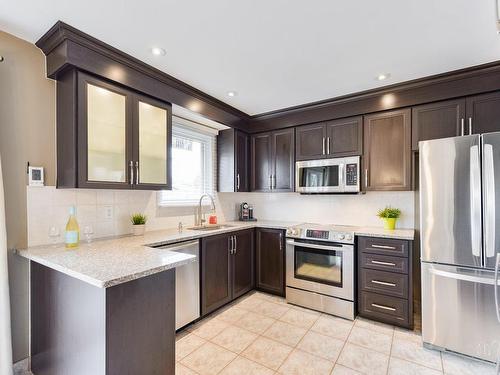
[103,205,113,220]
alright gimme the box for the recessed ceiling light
[227,91,237,97]
[0,56,4,62]
[151,47,166,56]
[376,73,391,81]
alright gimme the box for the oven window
[298,165,339,188]
[294,246,343,287]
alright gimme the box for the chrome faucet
[196,194,216,226]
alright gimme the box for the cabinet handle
[135,161,139,185]
[371,260,396,267]
[322,137,326,155]
[371,303,396,312]
[233,235,237,254]
[364,169,368,188]
[327,137,331,155]
[371,280,396,287]
[273,175,276,190]
[279,232,283,251]
[371,244,396,250]
[228,236,233,254]
[461,118,465,136]
[269,175,273,190]
[236,174,240,191]
[129,161,134,185]
[468,117,473,135]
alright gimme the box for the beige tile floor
[176,291,498,375]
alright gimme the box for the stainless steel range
[285,223,355,320]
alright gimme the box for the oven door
[286,238,354,301]
[295,159,343,193]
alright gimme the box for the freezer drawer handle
[371,303,396,312]
[371,244,396,250]
[371,260,396,267]
[371,280,396,287]
[429,267,500,286]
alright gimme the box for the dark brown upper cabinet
[218,129,249,192]
[466,91,500,135]
[256,228,285,296]
[295,123,326,161]
[58,69,172,190]
[411,99,465,151]
[363,109,411,191]
[251,129,294,192]
[295,117,362,161]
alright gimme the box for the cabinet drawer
[360,269,408,298]
[359,291,409,327]
[360,253,408,274]
[358,237,409,257]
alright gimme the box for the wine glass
[48,226,60,247]
[83,225,94,244]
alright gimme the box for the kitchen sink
[186,224,234,231]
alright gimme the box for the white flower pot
[132,224,145,236]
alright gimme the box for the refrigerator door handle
[470,145,482,258]
[495,253,500,323]
[484,143,496,259]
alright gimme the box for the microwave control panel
[345,163,358,186]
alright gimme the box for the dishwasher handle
[152,240,200,252]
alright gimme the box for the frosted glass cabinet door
[137,100,169,186]
[87,83,127,183]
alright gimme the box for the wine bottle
[65,206,80,248]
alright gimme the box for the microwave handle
[339,163,344,188]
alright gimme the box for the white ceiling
[2,1,500,115]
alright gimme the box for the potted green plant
[131,213,147,236]
[377,207,401,230]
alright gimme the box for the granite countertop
[18,219,414,289]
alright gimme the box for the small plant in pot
[131,213,147,236]
[377,207,401,230]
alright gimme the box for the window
[158,119,216,206]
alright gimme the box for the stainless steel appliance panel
[286,287,354,320]
[286,239,354,301]
[482,132,500,270]
[422,262,500,362]
[157,240,200,330]
[295,156,360,193]
[420,135,483,268]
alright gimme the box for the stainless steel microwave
[295,156,360,193]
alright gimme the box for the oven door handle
[286,239,350,251]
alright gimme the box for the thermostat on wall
[28,166,44,187]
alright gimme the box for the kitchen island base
[31,262,175,375]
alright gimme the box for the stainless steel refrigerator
[420,133,500,363]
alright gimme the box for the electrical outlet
[104,205,113,220]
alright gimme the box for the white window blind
[158,119,217,206]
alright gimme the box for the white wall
[218,191,414,229]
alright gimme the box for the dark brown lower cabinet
[233,229,255,299]
[31,262,175,375]
[201,229,255,316]
[357,236,413,329]
[256,228,285,296]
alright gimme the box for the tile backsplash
[27,187,414,247]
[27,187,226,246]
[218,191,415,228]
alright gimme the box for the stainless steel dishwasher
[156,240,200,330]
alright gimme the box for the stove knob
[338,234,345,240]
[345,234,353,241]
